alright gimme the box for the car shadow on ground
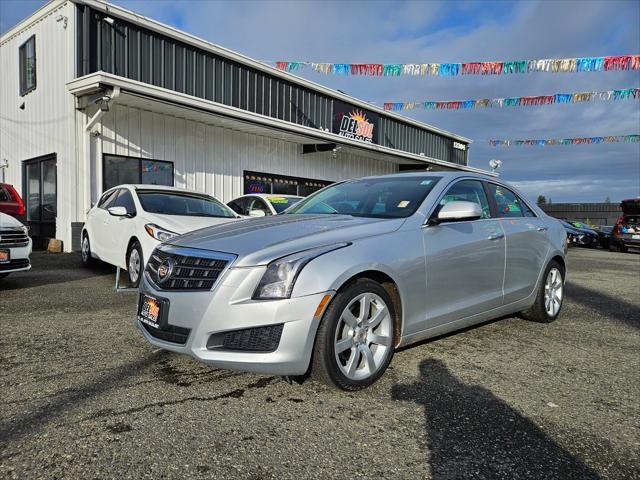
[0,253,114,291]
[391,358,601,480]
[565,281,640,330]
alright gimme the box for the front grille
[141,321,190,345]
[145,248,232,291]
[207,324,284,352]
[0,229,29,247]
[0,258,30,271]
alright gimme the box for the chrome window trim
[145,244,238,292]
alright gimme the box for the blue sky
[2,0,639,203]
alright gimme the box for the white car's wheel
[312,279,396,390]
[81,233,95,267]
[127,240,143,287]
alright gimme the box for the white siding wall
[96,104,396,203]
[0,1,77,245]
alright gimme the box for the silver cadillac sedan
[136,172,567,390]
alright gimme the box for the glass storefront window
[103,155,174,190]
[243,171,331,197]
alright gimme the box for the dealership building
[0,0,483,251]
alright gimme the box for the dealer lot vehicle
[0,212,32,279]
[0,183,27,223]
[610,199,640,252]
[136,172,567,390]
[227,194,303,217]
[82,185,239,286]
[559,220,598,248]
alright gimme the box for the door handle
[536,226,548,232]
[487,233,504,240]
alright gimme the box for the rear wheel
[312,279,396,390]
[521,261,564,323]
[126,241,143,287]
[81,233,95,267]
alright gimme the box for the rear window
[0,188,10,202]
[268,196,302,213]
[137,190,235,218]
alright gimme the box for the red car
[610,198,640,252]
[0,183,26,223]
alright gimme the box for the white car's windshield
[286,176,441,219]
[137,190,236,218]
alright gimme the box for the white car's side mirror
[248,209,266,217]
[436,201,482,222]
[108,206,129,217]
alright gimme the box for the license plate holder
[138,294,166,329]
[0,249,10,264]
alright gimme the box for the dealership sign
[333,101,379,144]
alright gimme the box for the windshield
[286,176,440,218]
[269,196,302,213]
[137,190,236,218]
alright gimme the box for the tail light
[6,185,26,216]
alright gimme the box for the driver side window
[248,198,271,216]
[439,180,491,219]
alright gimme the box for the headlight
[145,223,177,242]
[253,243,350,300]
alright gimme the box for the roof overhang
[71,0,472,145]
[67,72,493,175]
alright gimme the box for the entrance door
[23,154,57,249]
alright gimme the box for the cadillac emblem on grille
[157,257,176,284]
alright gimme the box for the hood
[167,214,405,266]
[0,212,25,229]
[143,214,237,235]
[621,199,640,215]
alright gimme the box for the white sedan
[81,185,239,286]
[227,194,303,217]
[0,212,32,279]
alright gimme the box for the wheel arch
[333,269,404,347]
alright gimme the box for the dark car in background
[610,199,640,252]
[0,183,26,223]
[595,225,613,250]
[559,220,599,248]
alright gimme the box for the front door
[422,179,506,327]
[23,154,57,249]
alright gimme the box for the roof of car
[354,170,494,182]
[240,194,303,199]
[109,184,217,196]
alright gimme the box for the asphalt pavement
[1,247,638,479]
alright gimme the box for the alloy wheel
[544,267,563,317]
[81,236,89,262]
[334,292,393,381]
[129,248,141,283]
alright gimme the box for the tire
[81,233,96,267]
[312,279,396,391]
[126,240,144,287]
[609,243,627,253]
[521,260,565,323]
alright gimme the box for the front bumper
[136,267,333,375]
[0,240,32,274]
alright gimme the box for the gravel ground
[1,248,638,479]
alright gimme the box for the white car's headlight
[145,223,177,242]
[253,243,350,300]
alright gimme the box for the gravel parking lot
[1,248,638,479]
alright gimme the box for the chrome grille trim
[144,245,237,292]
[0,229,29,248]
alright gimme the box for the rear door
[422,179,506,327]
[485,182,549,304]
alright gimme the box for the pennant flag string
[383,87,639,111]
[273,55,640,77]
[488,134,639,147]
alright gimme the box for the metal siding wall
[0,1,77,249]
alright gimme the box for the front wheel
[312,279,396,391]
[126,241,144,287]
[81,233,96,267]
[521,261,565,323]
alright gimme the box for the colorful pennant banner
[488,134,639,147]
[383,87,639,111]
[274,55,640,77]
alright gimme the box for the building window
[103,154,174,190]
[243,171,332,197]
[19,35,37,96]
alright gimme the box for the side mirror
[248,209,266,218]
[436,201,482,222]
[108,206,129,217]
